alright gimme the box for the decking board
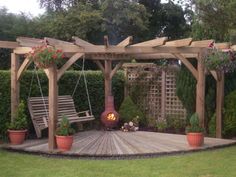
[3,130,236,158]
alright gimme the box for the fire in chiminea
[101,96,119,129]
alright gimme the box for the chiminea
[101,96,119,128]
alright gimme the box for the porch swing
[27,56,95,138]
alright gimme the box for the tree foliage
[101,0,149,43]
[139,0,190,39]
[36,3,104,41]
[0,0,191,69]
[187,0,236,41]
[223,90,236,137]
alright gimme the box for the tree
[180,0,236,41]
[139,0,190,39]
[39,0,100,12]
[0,8,39,69]
[101,0,149,43]
[34,3,103,42]
[161,2,190,39]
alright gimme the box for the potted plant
[27,45,64,69]
[186,113,204,147]
[8,101,28,145]
[204,49,236,73]
[56,115,75,151]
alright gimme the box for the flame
[107,113,116,121]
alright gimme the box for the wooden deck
[2,130,236,158]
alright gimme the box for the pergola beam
[94,60,105,74]
[210,70,218,81]
[14,47,32,54]
[215,42,230,50]
[88,53,198,60]
[43,69,49,79]
[17,57,32,81]
[117,36,133,47]
[231,45,236,51]
[110,61,124,79]
[173,53,198,80]
[131,37,167,47]
[0,41,20,49]
[165,38,193,47]
[17,37,45,47]
[57,53,84,81]
[45,37,73,46]
[190,40,214,47]
[104,35,110,48]
[55,44,205,54]
[73,36,95,47]
[134,53,198,59]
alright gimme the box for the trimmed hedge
[0,70,124,138]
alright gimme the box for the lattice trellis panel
[123,63,187,122]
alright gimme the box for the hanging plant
[204,49,236,73]
[27,45,65,68]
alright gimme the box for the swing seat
[28,95,95,138]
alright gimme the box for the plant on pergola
[0,35,233,151]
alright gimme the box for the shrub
[186,113,204,133]
[147,116,157,128]
[119,96,145,126]
[8,101,28,130]
[56,115,75,136]
[166,115,186,133]
[156,120,167,132]
[223,90,236,137]
[208,113,216,137]
[176,61,197,119]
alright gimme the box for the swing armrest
[77,110,90,116]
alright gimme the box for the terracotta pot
[8,130,27,145]
[187,132,204,147]
[56,135,73,151]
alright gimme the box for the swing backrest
[28,95,94,138]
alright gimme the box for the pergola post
[11,53,20,121]
[196,53,206,127]
[104,60,112,105]
[48,65,58,151]
[216,72,224,138]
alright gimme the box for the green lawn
[0,146,236,177]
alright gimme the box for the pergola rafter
[0,35,231,150]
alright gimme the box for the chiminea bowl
[101,96,119,128]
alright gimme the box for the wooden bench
[28,95,95,138]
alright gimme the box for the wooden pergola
[0,36,233,151]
